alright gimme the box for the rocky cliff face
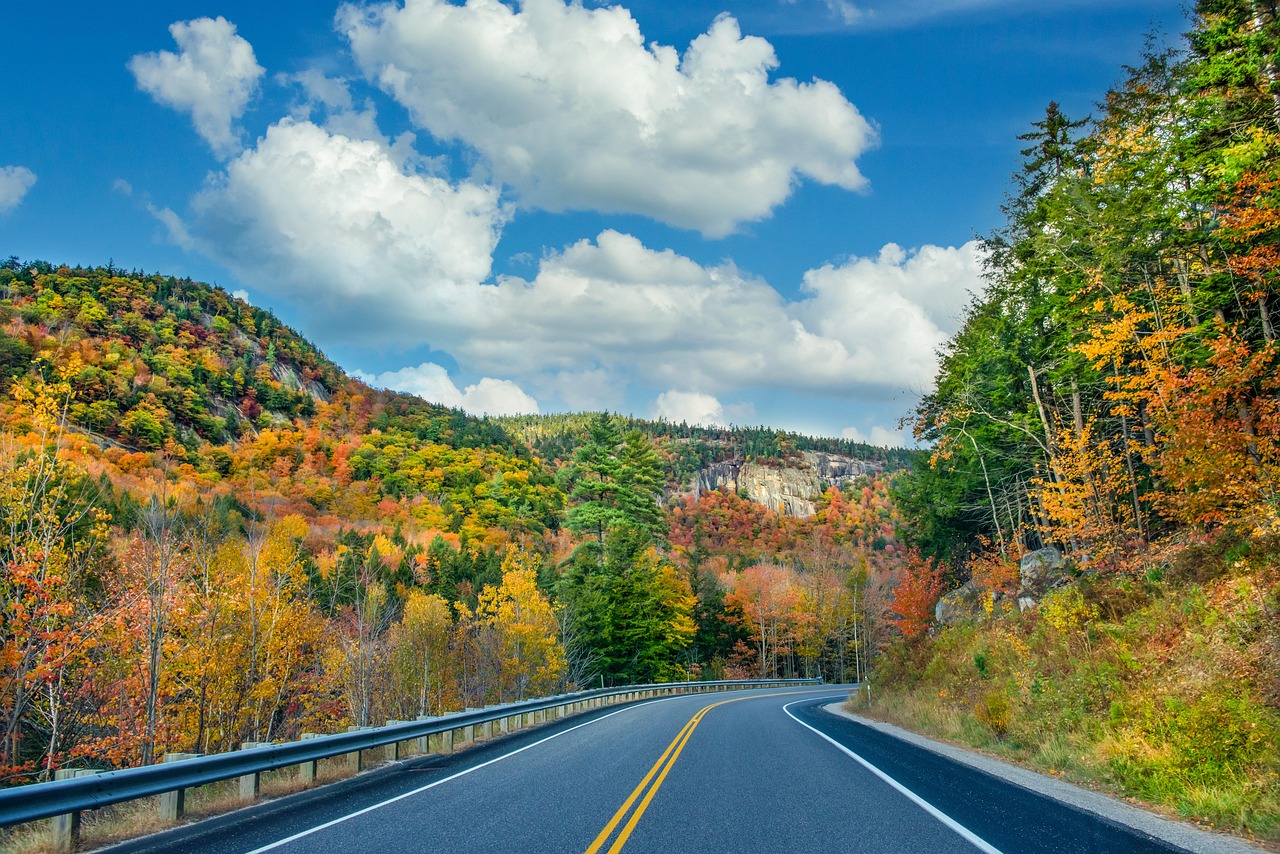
[690,452,880,518]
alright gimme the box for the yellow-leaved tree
[384,589,454,718]
[0,365,110,781]
[472,548,565,702]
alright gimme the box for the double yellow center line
[584,695,742,854]
[585,689,818,854]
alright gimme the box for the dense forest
[496,412,913,488]
[0,258,905,788]
[880,0,1280,840]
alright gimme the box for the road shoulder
[822,703,1270,854]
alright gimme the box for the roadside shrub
[1168,529,1244,583]
[1166,685,1277,783]
[975,688,1013,737]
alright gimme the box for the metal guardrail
[0,678,821,829]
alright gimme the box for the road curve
[109,686,1209,854]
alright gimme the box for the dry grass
[863,556,1280,845]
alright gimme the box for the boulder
[935,580,986,625]
[1020,546,1065,590]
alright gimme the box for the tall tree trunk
[1071,378,1084,437]
[1028,365,1054,454]
[963,429,1007,558]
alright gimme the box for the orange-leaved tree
[0,366,110,782]
[888,549,945,640]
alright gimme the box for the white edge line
[246,699,674,853]
[782,698,1004,854]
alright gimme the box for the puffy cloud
[470,232,982,395]
[129,17,264,157]
[356,362,539,416]
[165,118,504,345]
[0,166,36,213]
[339,0,875,235]
[842,424,907,448]
[652,391,728,427]
[278,70,415,160]
[793,241,980,390]
[160,116,978,406]
[537,369,624,412]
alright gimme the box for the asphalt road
[112,686,1204,854]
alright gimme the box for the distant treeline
[496,412,916,487]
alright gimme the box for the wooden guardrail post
[415,716,436,753]
[297,733,321,783]
[238,742,271,799]
[384,722,411,760]
[345,727,373,772]
[461,710,478,747]
[51,769,97,852]
[158,753,199,821]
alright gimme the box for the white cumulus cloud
[0,166,36,213]
[339,0,876,235]
[356,362,540,416]
[842,424,907,447]
[157,114,980,409]
[652,391,729,427]
[163,118,505,345]
[470,232,982,396]
[129,16,265,158]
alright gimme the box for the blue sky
[0,0,1184,444]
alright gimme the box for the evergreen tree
[564,414,666,551]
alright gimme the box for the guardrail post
[238,742,271,799]
[298,733,321,783]
[385,722,411,760]
[51,769,97,852]
[415,716,436,753]
[345,727,372,771]
[158,753,199,821]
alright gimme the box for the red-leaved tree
[888,549,945,640]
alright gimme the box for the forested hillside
[497,412,912,489]
[879,1,1280,841]
[0,259,906,788]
